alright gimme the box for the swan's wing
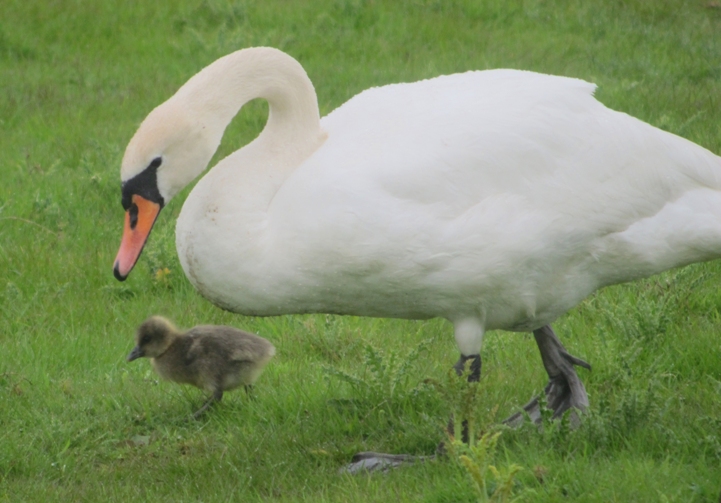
[276,69,721,262]
[263,70,721,322]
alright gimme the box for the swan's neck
[187,48,320,148]
[174,49,326,307]
[158,47,322,207]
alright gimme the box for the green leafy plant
[436,362,528,502]
[323,338,434,410]
[450,429,525,503]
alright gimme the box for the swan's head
[113,98,221,281]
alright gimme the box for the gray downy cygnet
[127,316,275,418]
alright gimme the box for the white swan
[113,47,721,425]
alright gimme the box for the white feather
[121,48,721,355]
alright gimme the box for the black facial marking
[121,157,165,210]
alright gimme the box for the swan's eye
[149,157,162,170]
[129,203,139,230]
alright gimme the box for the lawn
[1,0,720,501]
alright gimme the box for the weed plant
[437,362,528,502]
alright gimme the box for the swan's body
[115,47,721,372]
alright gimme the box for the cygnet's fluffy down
[127,316,275,417]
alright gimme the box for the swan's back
[264,69,721,328]
[317,69,721,199]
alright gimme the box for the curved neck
[179,47,323,164]
[174,48,327,294]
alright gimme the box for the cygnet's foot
[504,325,590,427]
[341,452,433,474]
[192,390,223,420]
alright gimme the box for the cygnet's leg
[192,389,223,419]
[504,324,590,426]
[244,384,256,400]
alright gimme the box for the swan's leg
[504,325,590,426]
[446,319,485,440]
[453,353,482,381]
[192,389,223,419]
[447,353,481,443]
[344,321,485,473]
[344,353,482,473]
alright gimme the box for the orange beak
[113,194,161,281]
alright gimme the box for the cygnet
[127,316,275,418]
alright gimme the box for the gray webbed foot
[341,353,481,474]
[341,452,431,474]
[505,325,590,427]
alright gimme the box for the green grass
[1,0,721,501]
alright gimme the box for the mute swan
[113,47,721,429]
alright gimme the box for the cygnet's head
[127,316,178,361]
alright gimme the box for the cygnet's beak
[127,346,144,362]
